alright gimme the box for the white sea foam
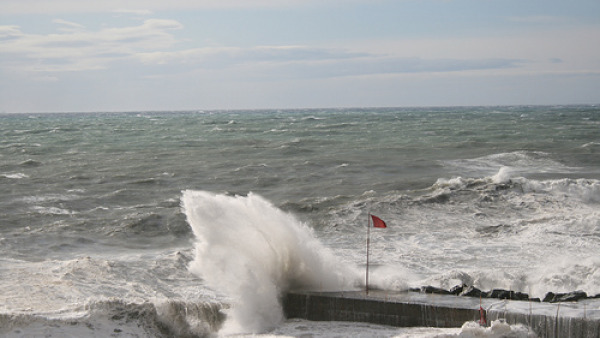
[530,256,600,297]
[332,167,600,301]
[1,172,28,179]
[444,151,571,176]
[182,190,359,334]
[434,320,536,338]
[32,206,76,215]
[519,177,600,203]
[491,166,513,184]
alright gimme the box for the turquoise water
[1,106,599,336]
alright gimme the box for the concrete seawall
[283,291,600,338]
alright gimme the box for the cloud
[136,45,368,67]
[507,15,568,24]
[232,55,524,80]
[52,19,85,32]
[135,43,524,81]
[3,12,597,83]
[0,19,183,72]
[0,26,23,47]
[1,13,525,79]
[113,9,154,16]
[0,0,313,15]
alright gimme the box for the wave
[425,167,600,205]
[181,190,359,334]
[115,211,190,237]
[519,177,600,203]
[1,172,28,179]
[19,159,42,167]
[581,141,600,149]
[318,167,600,299]
[443,151,572,176]
[0,299,225,338]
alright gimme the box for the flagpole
[366,212,371,295]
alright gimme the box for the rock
[513,292,530,301]
[555,291,588,302]
[488,289,513,299]
[421,285,452,295]
[460,285,483,298]
[487,289,530,301]
[543,292,557,302]
[409,284,586,303]
[449,284,467,295]
[543,291,588,303]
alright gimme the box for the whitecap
[32,206,76,215]
[2,172,29,179]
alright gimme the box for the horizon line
[2,103,599,115]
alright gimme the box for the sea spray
[181,190,359,334]
[435,320,536,338]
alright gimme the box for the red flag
[371,214,387,228]
[479,306,487,326]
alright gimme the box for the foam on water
[444,151,575,177]
[320,167,600,300]
[0,299,225,337]
[1,172,29,179]
[435,320,537,338]
[2,107,599,337]
[230,319,536,337]
[182,190,359,334]
[0,250,230,337]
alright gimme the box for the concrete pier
[283,291,600,338]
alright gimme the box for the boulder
[460,285,484,298]
[449,284,467,295]
[421,285,452,295]
[543,291,588,303]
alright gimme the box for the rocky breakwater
[410,284,600,303]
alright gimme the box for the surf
[181,190,359,334]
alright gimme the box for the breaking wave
[0,299,224,338]
[182,190,359,334]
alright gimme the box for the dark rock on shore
[413,285,590,303]
[419,286,452,295]
[488,289,531,301]
[459,285,484,298]
[449,284,465,295]
[543,291,588,303]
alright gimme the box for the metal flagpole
[366,212,371,295]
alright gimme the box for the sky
[1,0,599,112]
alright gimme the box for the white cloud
[136,45,367,67]
[113,9,154,16]
[133,43,523,81]
[0,19,183,72]
[340,24,600,78]
[3,12,598,82]
[0,25,23,40]
[507,15,568,24]
[52,19,85,31]
[0,0,313,15]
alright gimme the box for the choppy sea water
[1,106,599,337]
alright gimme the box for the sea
[1,105,599,337]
